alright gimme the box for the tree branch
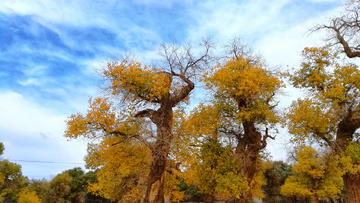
[259,128,275,150]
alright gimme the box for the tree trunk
[229,122,262,203]
[143,140,171,203]
[205,194,215,203]
[335,120,360,203]
[286,197,294,203]
[225,196,252,203]
[309,196,319,203]
[343,173,360,203]
[143,105,173,203]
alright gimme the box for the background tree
[178,181,205,202]
[0,142,4,187]
[27,179,51,203]
[64,167,93,203]
[82,170,110,203]
[286,46,360,202]
[17,188,41,203]
[281,146,344,203]
[0,143,4,156]
[312,0,360,58]
[0,152,28,203]
[50,172,72,203]
[262,161,292,203]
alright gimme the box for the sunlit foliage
[17,188,41,203]
[281,146,344,201]
[86,137,151,202]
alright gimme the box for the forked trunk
[343,173,360,203]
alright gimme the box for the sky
[0,0,344,180]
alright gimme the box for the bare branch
[260,128,276,150]
[310,0,360,58]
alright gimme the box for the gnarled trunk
[228,122,262,203]
[143,105,173,203]
[144,151,167,203]
[343,173,360,203]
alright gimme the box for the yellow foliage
[287,47,360,145]
[281,146,343,200]
[86,137,151,202]
[286,99,337,145]
[164,172,184,202]
[203,56,283,123]
[17,188,41,203]
[65,97,142,140]
[0,172,4,186]
[293,146,325,179]
[249,159,268,199]
[103,60,172,102]
[332,142,360,175]
[281,176,313,198]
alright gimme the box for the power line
[8,159,85,165]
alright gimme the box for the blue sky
[0,0,343,180]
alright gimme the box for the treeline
[0,140,345,203]
[63,1,360,203]
[0,142,109,203]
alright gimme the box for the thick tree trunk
[228,122,262,203]
[343,173,360,203]
[143,153,166,203]
[138,78,194,203]
[336,120,360,203]
[143,105,173,203]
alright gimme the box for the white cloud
[186,0,290,42]
[0,91,87,179]
[18,78,42,86]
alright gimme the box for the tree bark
[335,119,360,203]
[286,197,294,203]
[228,122,262,203]
[138,76,194,203]
[309,196,319,203]
[142,104,173,203]
[204,193,215,203]
[343,173,360,203]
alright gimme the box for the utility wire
[8,159,85,165]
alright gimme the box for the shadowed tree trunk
[225,122,268,203]
[343,173,360,203]
[335,118,360,203]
